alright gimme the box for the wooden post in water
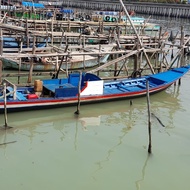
[3,83,8,129]
[97,44,101,76]
[60,29,64,46]
[66,55,68,77]
[0,60,2,84]
[180,26,185,67]
[75,72,82,115]
[26,18,29,48]
[146,80,152,154]
[18,38,23,84]
[82,35,86,69]
[27,36,36,83]
[51,18,54,46]
[119,0,155,74]
[0,28,3,55]
[134,39,140,76]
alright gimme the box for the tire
[85,14,91,20]
[111,17,116,22]
[105,16,110,22]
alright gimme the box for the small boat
[1,53,110,71]
[1,46,112,71]
[2,37,48,49]
[0,65,190,113]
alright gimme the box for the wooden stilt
[26,18,29,48]
[75,72,82,115]
[0,60,2,84]
[0,28,3,55]
[146,80,152,154]
[27,36,36,83]
[3,83,8,129]
[178,78,181,85]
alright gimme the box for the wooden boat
[0,65,190,113]
[1,45,113,71]
[1,53,110,71]
[2,37,48,49]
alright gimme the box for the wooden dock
[0,10,189,85]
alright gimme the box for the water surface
[1,16,190,190]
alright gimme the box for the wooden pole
[0,28,3,55]
[3,83,8,129]
[119,0,155,74]
[27,36,36,83]
[18,58,21,84]
[60,29,64,46]
[98,44,101,76]
[75,72,82,115]
[0,60,2,84]
[134,40,140,77]
[66,55,68,77]
[51,18,53,46]
[18,39,23,84]
[180,26,185,67]
[26,18,29,48]
[146,80,152,154]
[82,35,86,69]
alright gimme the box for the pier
[0,1,190,85]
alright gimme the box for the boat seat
[6,86,27,100]
[117,84,131,91]
[43,84,59,93]
[137,84,146,89]
[43,83,75,94]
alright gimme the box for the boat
[92,11,145,24]
[0,65,190,113]
[2,37,48,48]
[1,45,113,71]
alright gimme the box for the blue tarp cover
[22,1,44,8]
[60,9,73,14]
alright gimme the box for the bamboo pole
[82,35,86,69]
[0,28,3,55]
[75,72,82,115]
[26,18,29,48]
[0,60,2,84]
[51,18,54,46]
[146,80,152,154]
[27,36,36,83]
[119,0,155,74]
[3,83,8,129]
[179,26,185,67]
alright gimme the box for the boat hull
[1,53,110,71]
[0,65,190,113]
[0,82,175,113]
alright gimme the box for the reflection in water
[79,116,101,131]
[91,105,137,180]
[135,154,152,190]
[0,17,190,190]
[0,129,17,160]
[0,88,182,143]
[0,83,187,190]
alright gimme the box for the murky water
[1,16,190,190]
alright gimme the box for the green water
[0,72,190,190]
[1,15,190,190]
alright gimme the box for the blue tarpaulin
[60,9,73,14]
[22,1,44,8]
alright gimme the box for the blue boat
[2,37,47,49]
[0,65,190,113]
